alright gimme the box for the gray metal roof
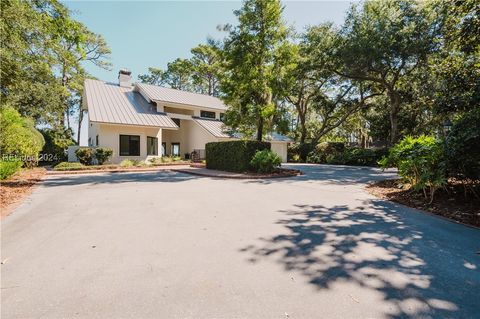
[192,117,231,138]
[136,83,228,111]
[85,79,178,128]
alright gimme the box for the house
[77,70,290,163]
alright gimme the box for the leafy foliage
[75,147,94,165]
[0,160,23,180]
[206,140,270,172]
[380,135,446,202]
[446,109,480,181]
[221,0,287,140]
[94,148,113,165]
[53,162,85,171]
[40,128,75,163]
[250,149,282,173]
[0,106,45,166]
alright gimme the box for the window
[200,110,216,119]
[171,143,180,157]
[147,136,158,156]
[219,113,225,121]
[95,135,99,146]
[172,118,181,127]
[119,135,140,156]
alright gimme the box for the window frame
[171,142,180,157]
[147,136,158,156]
[119,134,141,156]
[200,110,216,119]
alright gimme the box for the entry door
[171,143,180,157]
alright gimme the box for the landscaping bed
[1,167,46,217]
[175,167,302,179]
[366,179,480,227]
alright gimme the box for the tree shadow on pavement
[41,170,198,187]
[244,164,398,186]
[240,200,480,318]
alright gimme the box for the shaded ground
[0,168,46,217]
[1,165,479,318]
[367,179,480,227]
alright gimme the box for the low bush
[95,148,113,165]
[120,159,135,168]
[307,142,345,163]
[75,147,94,165]
[250,149,282,173]
[0,160,22,180]
[380,135,446,202]
[206,140,271,172]
[288,143,314,162]
[326,148,389,166]
[446,109,480,181]
[150,156,185,164]
[53,162,85,171]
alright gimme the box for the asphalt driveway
[1,164,479,319]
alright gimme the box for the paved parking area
[1,164,479,318]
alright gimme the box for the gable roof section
[85,79,178,128]
[192,117,231,138]
[136,83,227,111]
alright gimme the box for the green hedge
[0,160,22,180]
[307,145,388,167]
[206,140,271,172]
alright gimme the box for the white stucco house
[75,70,291,163]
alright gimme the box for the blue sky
[64,1,354,83]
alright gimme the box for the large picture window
[147,136,158,156]
[119,135,140,156]
[200,110,216,119]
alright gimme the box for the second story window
[219,113,225,121]
[200,110,216,119]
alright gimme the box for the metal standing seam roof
[85,79,178,129]
[192,117,231,138]
[136,83,228,111]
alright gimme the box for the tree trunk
[299,112,307,144]
[388,91,400,144]
[257,116,264,141]
[77,109,83,145]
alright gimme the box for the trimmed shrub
[326,148,389,166]
[206,140,271,172]
[446,109,480,181]
[250,149,282,173]
[95,148,113,165]
[53,162,85,171]
[120,159,135,168]
[380,135,446,202]
[75,147,94,165]
[0,160,22,180]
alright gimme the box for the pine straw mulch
[366,179,480,227]
[0,167,46,218]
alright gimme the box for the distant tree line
[139,0,479,149]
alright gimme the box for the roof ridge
[135,82,221,100]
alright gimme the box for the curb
[47,165,190,175]
[172,168,302,179]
